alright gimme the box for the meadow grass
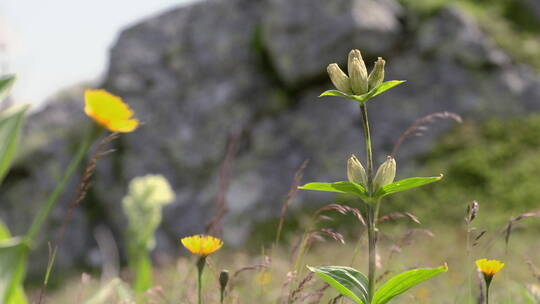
[38,226,540,303]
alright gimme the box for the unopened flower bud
[219,270,229,300]
[219,270,229,289]
[373,156,396,191]
[350,58,369,95]
[368,57,386,91]
[348,50,368,95]
[347,154,368,186]
[327,63,353,94]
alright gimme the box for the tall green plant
[300,50,447,303]
[0,85,139,303]
[122,174,175,292]
[0,75,30,304]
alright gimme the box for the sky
[0,0,191,106]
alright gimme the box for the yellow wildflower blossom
[476,259,505,276]
[181,235,223,256]
[84,89,139,133]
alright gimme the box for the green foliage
[300,182,369,200]
[319,81,406,104]
[372,265,448,304]
[0,75,16,102]
[389,114,540,223]
[0,76,29,304]
[300,175,442,202]
[308,266,369,304]
[0,104,28,186]
[375,176,443,199]
[122,174,175,292]
[0,222,29,304]
[308,264,447,304]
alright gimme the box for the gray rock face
[2,0,540,274]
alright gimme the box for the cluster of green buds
[327,49,386,95]
[347,154,396,193]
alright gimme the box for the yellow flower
[476,259,505,276]
[84,89,139,133]
[181,235,223,256]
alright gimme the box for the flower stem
[367,204,377,302]
[359,103,376,302]
[359,104,374,193]
[197,257,206,304]
[466,222,472,303]
[25,127,99,243]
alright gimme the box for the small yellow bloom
[84,89,139,133]
[476,259,505,276]
[181,235,223,256]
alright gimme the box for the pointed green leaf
[367,80,406,100]
[374,175,443,199]
[373,265,448,304]
[0,237,29,304]
[319,90,353,99]
[320,81,405,104]
[0,220,11,240]
[0,75,16,103]
[0,222,28,303]
[299,181,369,200]
[0,104,29,186]
[308,266,368,304]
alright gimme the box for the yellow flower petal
[107,118,139,133]
[181,235,223,256]
[84,89,139,133]
[476,258,505,276]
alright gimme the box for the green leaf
[299,181,369,200]
[0,222,27,303]
[0,104,29,186]
[374,175,443,199]
[308,266,368,304]
[367,80,406,100]
[0,75,16,103]
[0,237,29,304]
[319,90,353,99]
[373,265,448,304]
[320,81,406,104]
[0,220,11,240]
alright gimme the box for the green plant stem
[25,128,96,243]
[359,104,374,193]
[197,257,207,304]
[486,286,489,304]
[466,222,472,303]
[359,103,376,303]
[367,205,376,303]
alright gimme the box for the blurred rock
[2,0,540,275]
[263,0,404,84]
[416,6,509,67]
